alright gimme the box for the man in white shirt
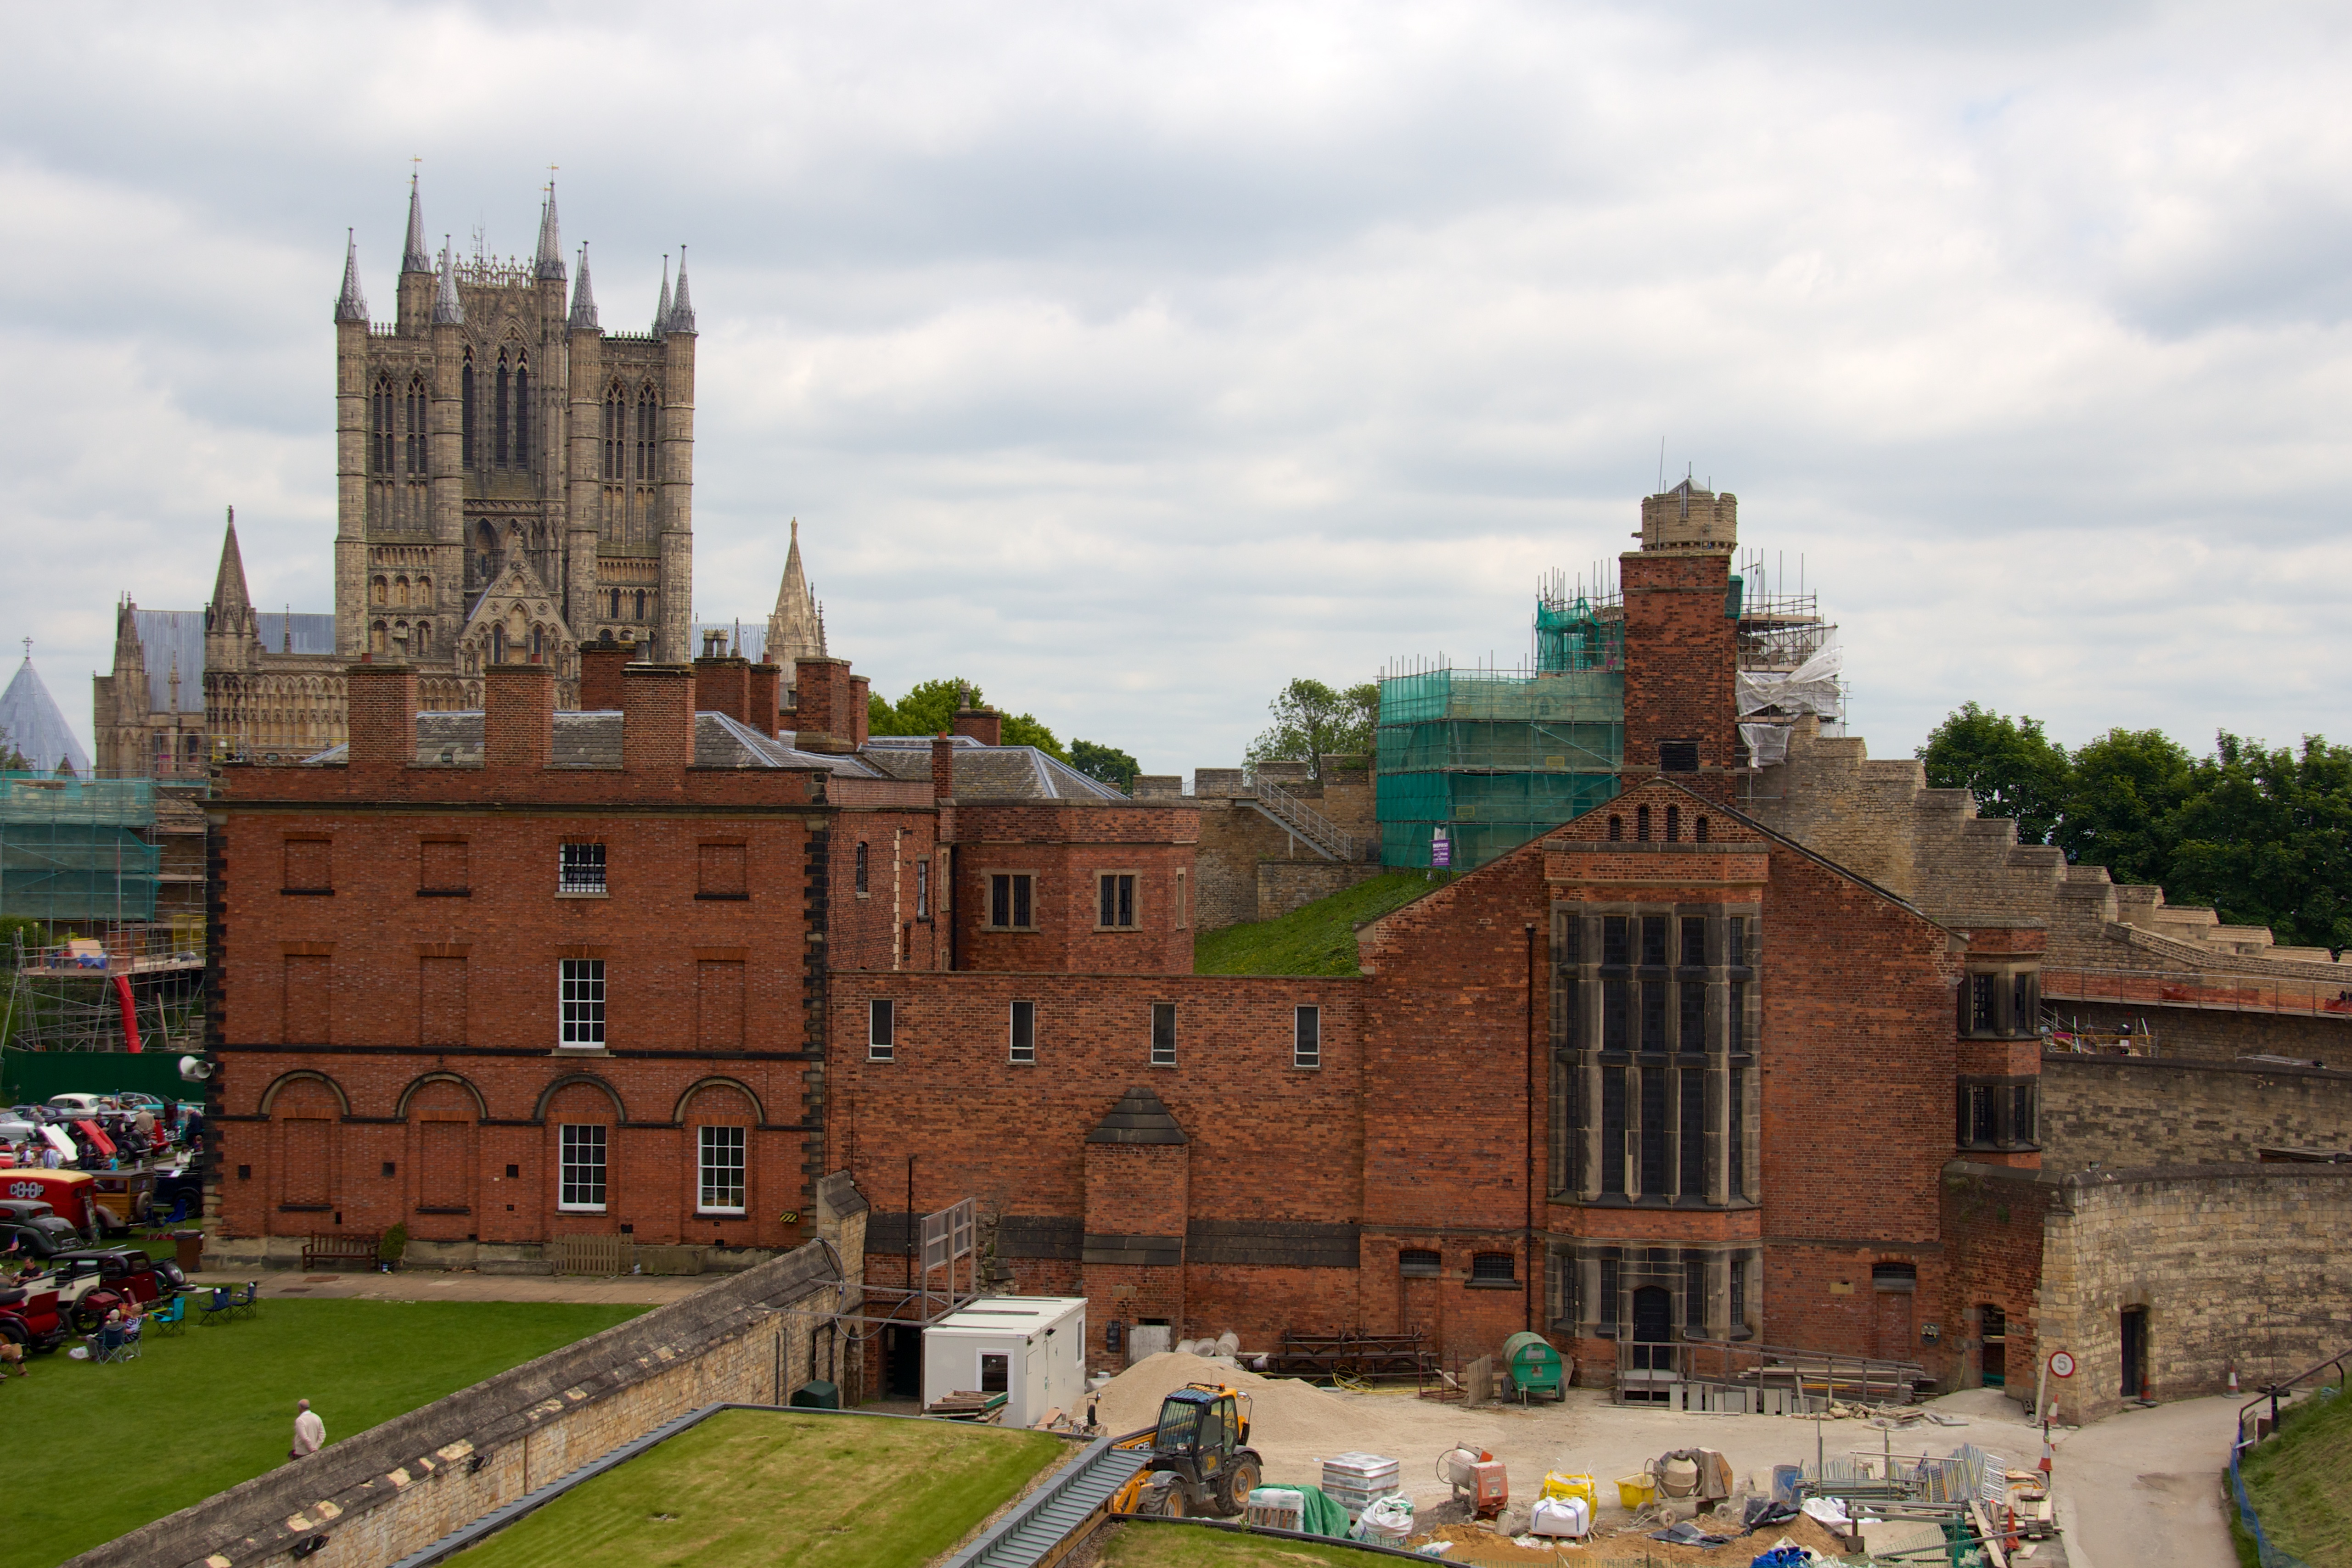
[291,1399,325,1459]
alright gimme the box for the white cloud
[1,0,2348,774]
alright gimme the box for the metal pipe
[1524,921,1538,1336]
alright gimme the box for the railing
[13,924,204,975]
[1612,1337,1930,1410]
[1249,778,1370,862]
[2043,964,2352,1023]
[2232,1346,2352,1568]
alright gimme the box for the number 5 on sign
[2035,1347,2076,1429]
[2048,1350,2076,1378]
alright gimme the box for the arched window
[602,385,625,480]
[1666,805,1680,842]
[1695,816,1709,843]
[1607,814,1622,841]
[405,377,428,473]
[531,625,545,663]
[370,378,394,472]
[634,589,646,621]
[494,354,510,468]
[513,357,530,470]
[370,621,388,654]
[609,588,622,619]
[635,386,658,481]
[1636,805,1651,841]
[415,622,431,655]
[461,358,476,468]
[490,624,507,665]
[371,576,387,605]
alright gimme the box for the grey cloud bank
[2,0,2346,773]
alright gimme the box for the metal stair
[943,1434,1154,1568]
[1245,778,1371,862]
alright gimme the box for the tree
[1246,678,1380,784]
[1916,702,2072,846]
[1071,739,1140,793]
[2055,727,2195,885]
[2164,733,2352,954]
[866,678,1069,762]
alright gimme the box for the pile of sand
[1091,1350,1362,1445]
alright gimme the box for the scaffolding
[1730,550,1844,769]
[0,773,163,924]
[5,926,205,1054]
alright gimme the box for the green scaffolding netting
[0,773,161,921]
[1374,669,1624,871]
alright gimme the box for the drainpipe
[1525,921,1539,1335]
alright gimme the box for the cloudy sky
[4,1,2347,773]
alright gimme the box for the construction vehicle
[1106,1382,1264,1518]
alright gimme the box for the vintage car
[2,1171,110,1235]
[0,1277,67,1354]
[41,1248,178,1332]
[0,1213,83,1261]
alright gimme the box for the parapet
[1639,482,1737,551]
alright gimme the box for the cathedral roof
[765,518,825,668]
[401,173,432,274]
[334,230,368,324]
[0,655,93,777]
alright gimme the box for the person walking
[291,1399,325,1459]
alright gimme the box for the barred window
[854,841,869,894]
[1728,980,1746,1053]
[559,959,606,1048]
[916,860,930,920]
[1680,917,1706,968]
[560,841,606,894]
[1009,1000,1036,1064]
[1729,1256,1747,1331]
[1684,1256,1707,1330]
[1150,1002,1176,1066]
[868,999,894,1062]
[1294,1005,1321,1069]
[558,1124,606,1211]
[1728,1068,1746,1198]
[697,1126,746,1214]
[1640,916,1668,967]
[1471,1252,1516,1283]
[1098,873,1136,929]
[1678,980,1706,1052]
[1399,1249,1441,1277]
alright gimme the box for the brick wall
[2042,1055,2352,1170]
[946,803,1198,974]
[1255,861,1384,922]
[1938,1162,2052,1401]
[1620,549,1736,800]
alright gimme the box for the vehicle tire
[72,1291,120,1335]
[1215,1456,1262,1518]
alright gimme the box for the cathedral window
[415,622,431,655]
[370,621,388,654]
[602,385,625,480]
[461,360,476,468]
[491,624,507,665]
[370,378,394,472]
[634,589,646,622]
[514,358,530,470]
[405,377,427,474]
[635,387,657,481]
[494,356,510,467]
[371,577,387,605]
[531,625,545,663]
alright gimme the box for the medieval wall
[2041,1055,2352,1170]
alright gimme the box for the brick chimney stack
[931,734,956,801]
[849,676,870,748]
[693,652,752,728]
[579,635,635,711]
[952,705,1002,746]
[621,664,694,777]
[747,663,781,739]
[1621,482,1739,802]
[484,663,555,772]
[792,657,856,754]
[346,663,418,773]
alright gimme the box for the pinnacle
[568,242,600,331]
[433,238,464,325]
[334,229,368,324]
[534,182,566,280]
[655,255,671,338]
[667,245,696,334]
[401,172,432,274]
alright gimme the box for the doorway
[883,1324,921,1399]
[1626,1284,1675,1400]
[1871,1263,1917,1362]
[2121,1307,2149,1402]
[1978,1305,2007,1387]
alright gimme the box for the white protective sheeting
[1740,723,1793,767]
[1735,638,1843,719]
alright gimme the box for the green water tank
[789,1379,841,1410]
[1501,1332,1563,1399]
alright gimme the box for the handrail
[1249,778,1365,862]
[2236,1347,2352,1450]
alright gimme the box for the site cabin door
[1629,1285,1673,1371]
[884,1325,921,1399]
[2120,1307,2148,1401]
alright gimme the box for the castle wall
[2040,1054,2352,1170]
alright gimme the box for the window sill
[1399,1271,1441,1282]
[556,1205,606,1215]
[1008,1058,1036,1067]
[555,889,608,900]
[696,1209,746,1219]
[553,1045,609,1057]
[694,892,751,902]
[417,889,472,898]
[281,888,334,897]
[1147,1060,1177,1069]
[1291,1062,1322,1072]
[277,1203,331,1213]
[981,927,1039,935]
[867,1052,894,1064]
[1092,926,1142,935]
[1465,1278,1521,1291]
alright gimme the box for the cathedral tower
[333,176,697,707]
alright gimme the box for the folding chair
[91,1322,137,1363]
[146,1295,187,1335]
[198,1287,235,1328]
[229,1281,260,1320]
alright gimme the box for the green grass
[1099,1522,1386,1568]
[455,1407,1069,1568]
[8,1297,646,1568]
[2238,1385,2352,1567]
[1192,873,1442,976]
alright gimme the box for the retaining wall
[2040,1055,2352,1171]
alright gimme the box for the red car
[45,1248,175,1333]
[0,1277,67,1354]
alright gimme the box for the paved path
[2051,1395,2242,1568]
[186,1268,713,1307]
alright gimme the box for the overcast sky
[4,1,2347,774]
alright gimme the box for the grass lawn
[7,1297,645,1568]
[2238,1387,2352,1567]
[1097,1523,1381,1568]
[455,1407,1069,1568]
[1192,874,1441,976]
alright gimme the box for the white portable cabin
[922,1296,1088,1428]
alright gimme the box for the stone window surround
[1551,1239,1762,1342]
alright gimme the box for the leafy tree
[1071,739,1140,793]
[2056,727,2195,884]
[2165,734,2352,954]
[866,678,1068,762]
[1916,702,2072,846]
[1246,678,1380,784]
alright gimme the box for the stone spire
[432,238,464,325]
[401,172,431,274]
[767,518,826,672]
[654,254,671,338]
[534,183,566,280]
[333,229,368,324]
[667,245,697,334]
[568,242,599,331]
[208,507,253,632]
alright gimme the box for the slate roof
[127,610,336,716]
[860,734,1128,801]
[1085,1086,1189,1145]
[0,657,93,776]
[302,711,888,776]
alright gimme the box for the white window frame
[697,1125,747,1215]
[559,958,606,1050]
[558,1123,607,1212]
[1293,1004,1321,1070]
[1009,999,1036,1064]
[558,840,606,896]
[869,998,895,1062]
[1150,1002,1176,1067]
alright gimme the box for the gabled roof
[300,711,889,776]
[859,734,1128,801]
[1086,1087,1188,1145]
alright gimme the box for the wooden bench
[300,1232,381,1271]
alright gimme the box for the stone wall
[2052,1000,2352,1068]
[70,1184,864,1568]
[2041,1055,2352,1170]
[1256,861,1385,921]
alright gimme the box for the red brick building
[206,493,2045,1398]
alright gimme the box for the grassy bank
[1192,873,1440,976]
[2237,1385,2352,1567]
[11,1297,646,1568]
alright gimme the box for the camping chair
[146,1295,186,1335]
[228,1281,260,1320]
[198,1287,236,1327]
[92,1321,139,1364]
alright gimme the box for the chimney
[849,675,870,748]
[747,663,781,739]
[579,634,635,711]
[621,664,694,777]
[931,734,956,801]
[792,656,855,753]
[484,662,555,772]
[693,652,751,728]
[953,704,1003,747]
[346,662,418,773]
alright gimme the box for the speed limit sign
[2048,1350,2077,1379]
